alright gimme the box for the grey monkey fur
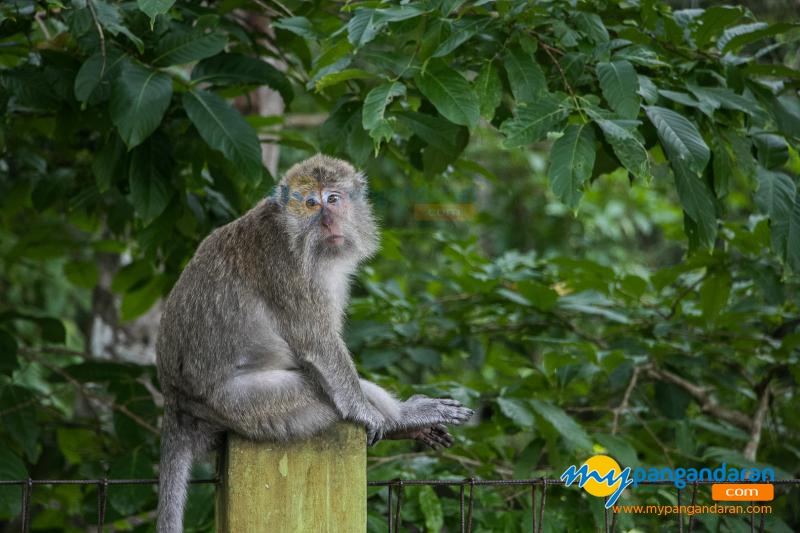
[155,154,473,532]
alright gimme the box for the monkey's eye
[328,193,340,205]
[306,198,318,208]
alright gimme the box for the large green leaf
[645,105,709,174]
[128,137,173,224]
[673,161,718,249]
[108,449,154,514]
[192,53,294,104]
[474,61,502,121]
[500,94,570,147]
[596,60,640,119]
[787,193,800,272]
[699,271,731,321]
[415,60,479,128]
[497,397,535,428]
[595,118,650,179]
[397,111,468,157]
[432,17,490,58]
[347,6,423,47]
[152,31,227,66]
[74,48,125,102]
[693,6,744,47]
[503,47,547,103]
[110,61,172,149]
[547,123,596,208]
[718,22,797,53]
[182,89,263,181]
[136,0,174,23]
[529,399,593,451]
[273,16,319,40]
[755,167,796,256]
[362,82,405,145]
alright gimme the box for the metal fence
[0,477,796,532]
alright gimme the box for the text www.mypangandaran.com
[612,504,772,516]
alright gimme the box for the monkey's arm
[292,335,388,443]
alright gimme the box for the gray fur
[155,154,472,532]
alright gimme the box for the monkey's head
[274,154,379,265]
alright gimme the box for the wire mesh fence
[0,477,796,532]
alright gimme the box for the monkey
[155,154,473,532]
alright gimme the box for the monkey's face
[282,173,368,259]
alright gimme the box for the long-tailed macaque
[155,154,473,532]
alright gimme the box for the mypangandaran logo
[561,455,775,508]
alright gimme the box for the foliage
[0,0,799,531]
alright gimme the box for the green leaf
[74,48,125,102]
[503,48,547,103]
[686,85,759,116]
[529,399,593,451]
[573,12,609,44]
[548,123,596,208]
[0,329,18,376]
[432,17,489,58]
[110,61,172,149]
[595,118,650,179]
[596,60,640,119]
[273,16,319,40]
[63,260,99,289]
[787,193,800,272]
[108,449,154,514]
[693,6,744,47]
[347,6,423,47]
[500,94,570,147]
[474,61,501,121]
[93,0,144,53]
[754,133,789,170]
[718,22,797,53]
[517,280,559,312]
[314,68,377,92]
[699,271,731,321]
[755,167,796,256]
[362,82,405,145]
[418,486,443,533]
[397,111,468,157]
[92,134,128,193]
[128,137,173,224]
[136,0,174,23]
[415,60,479,128]
[152,31,227,66]
[120,276,165,321]
[182,89,264,181]
[192,53,294,104]
[0,448,27,517]
[497,397,535,428]
[673,165,718,249]
[645,105,709,174]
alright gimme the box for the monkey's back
[156,202,288,398]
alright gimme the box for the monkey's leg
[359,380,460,449]
[205,369,341,442]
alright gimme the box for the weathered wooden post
[216,423,367,532]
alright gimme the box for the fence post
[216,422,367,532]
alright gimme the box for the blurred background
[0,0,799,531]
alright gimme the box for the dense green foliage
[1,0,799,531]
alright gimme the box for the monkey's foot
[385,424,454,450]
[403,395,474,426]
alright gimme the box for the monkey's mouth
[324,235,345,245]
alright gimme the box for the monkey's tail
[156,406,205,533]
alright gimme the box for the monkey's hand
[385,424,454,450]
[351,407,387,446]
[400,395,474,427]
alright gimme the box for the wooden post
[216,423,367,532]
